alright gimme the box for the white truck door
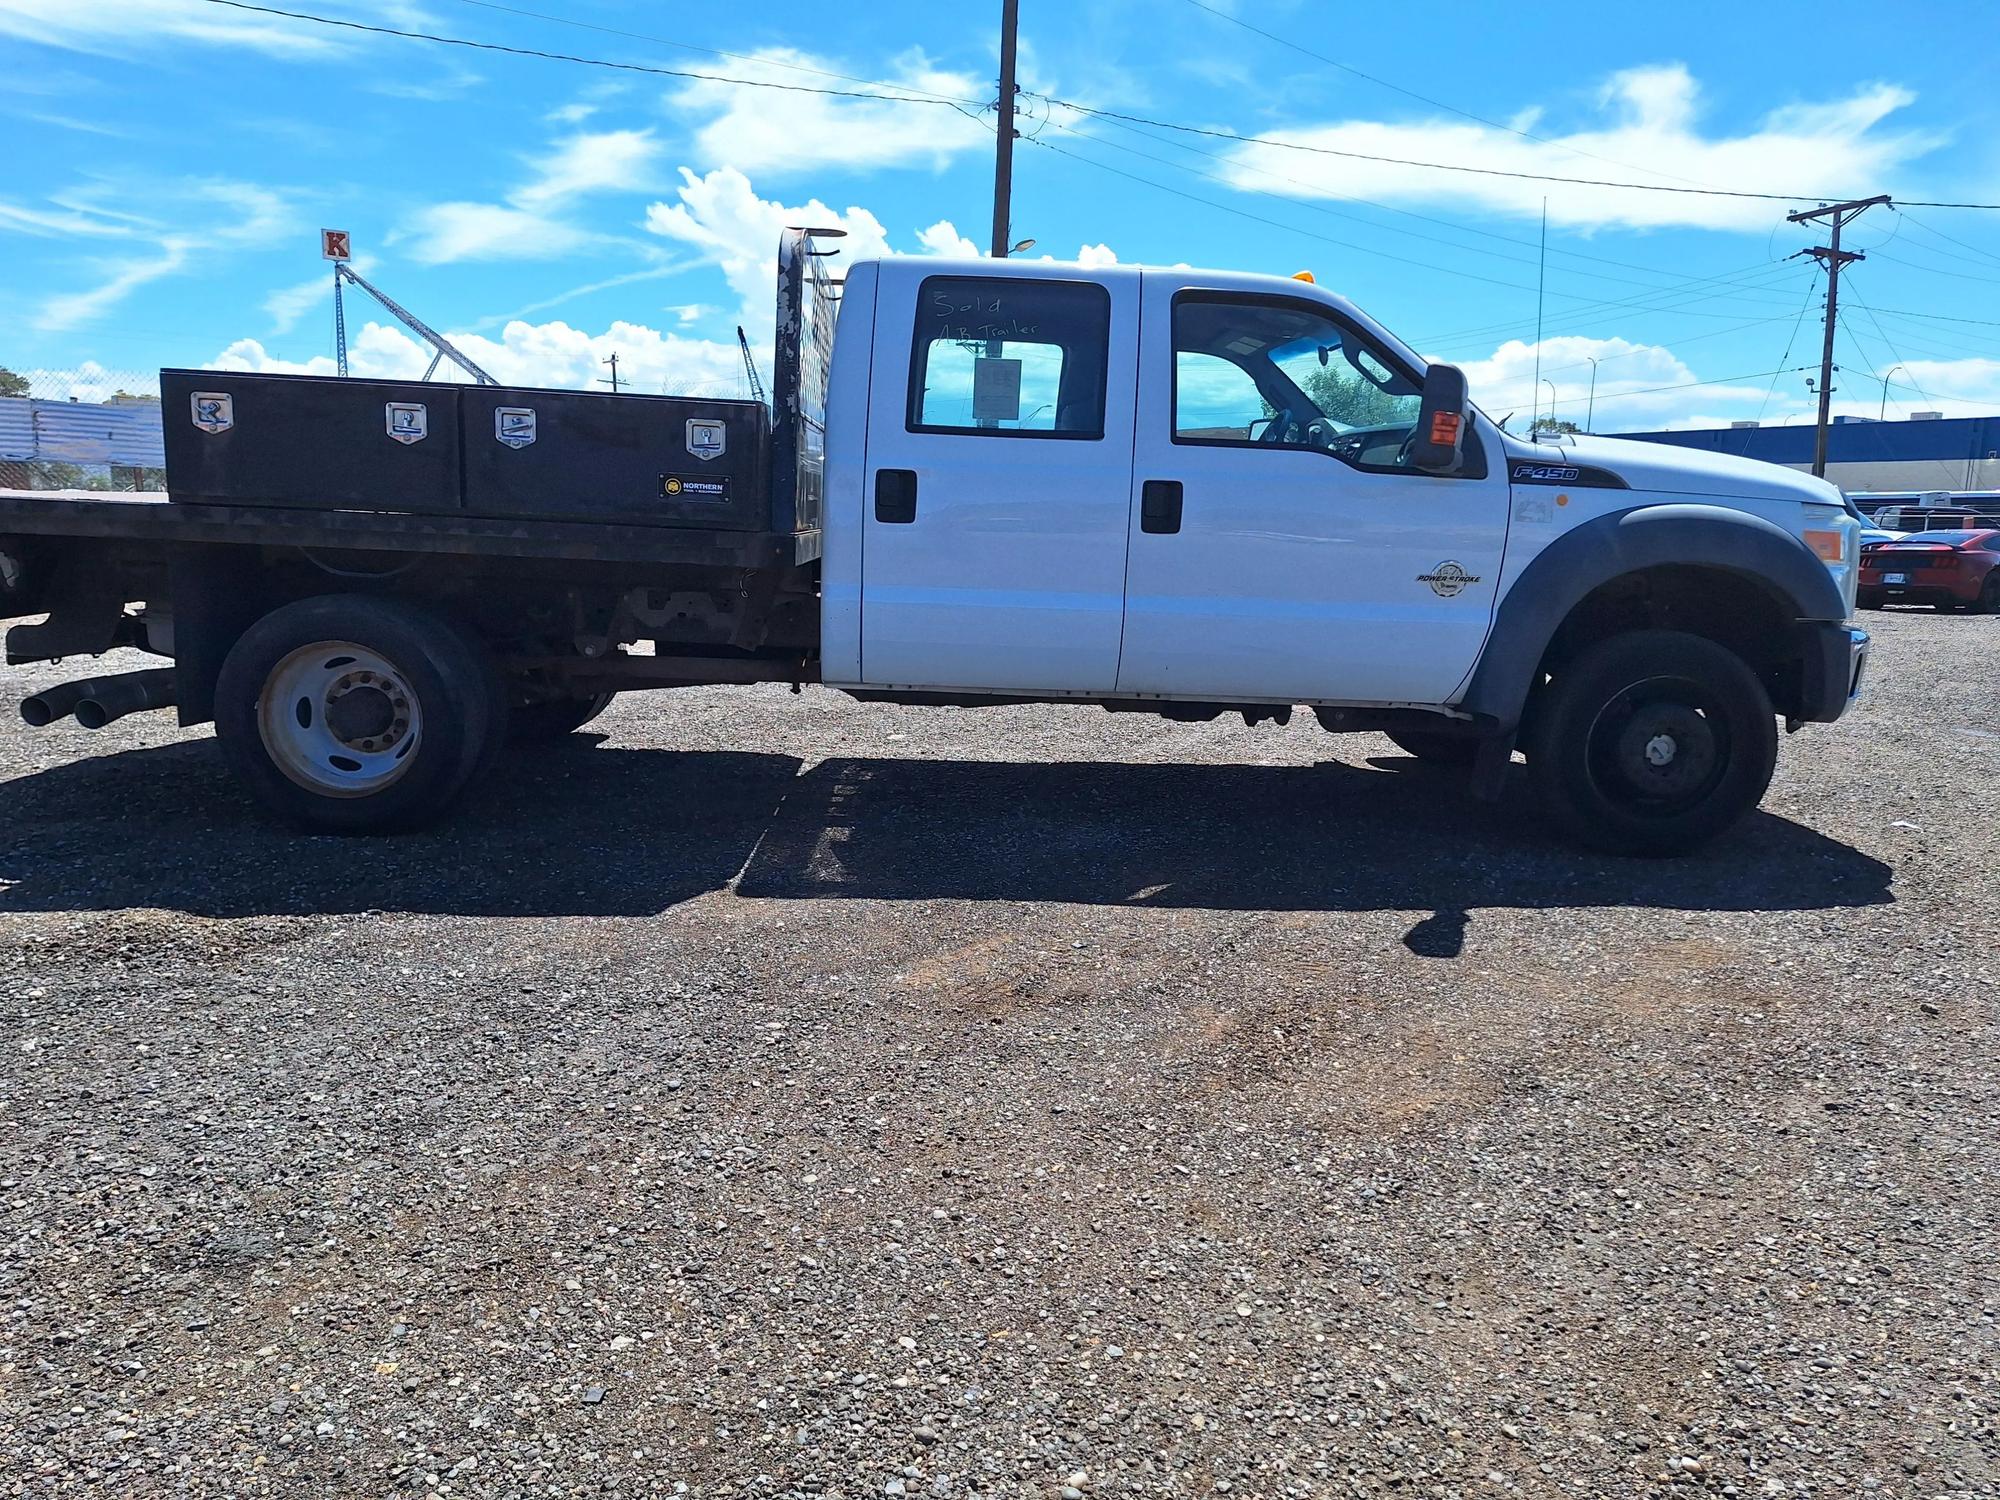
[1118,274,1510,704]
[856,261,1139,693]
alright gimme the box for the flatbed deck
[0,490,821,570]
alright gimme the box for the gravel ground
[1,607,1995,1499]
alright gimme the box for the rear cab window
[907,276,1110,439]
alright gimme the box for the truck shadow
[0,740,1893,923]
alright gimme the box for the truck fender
[1457,503,1847,731]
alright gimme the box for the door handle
[875,468,918,524]
[1140,479,1183,534]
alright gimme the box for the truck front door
[1118,278,1510,705]
[858,263,1138,693]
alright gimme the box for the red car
[1859,529,2000,612]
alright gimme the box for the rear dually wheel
[216,596,503,833]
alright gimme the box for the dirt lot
[1,608,1995,1499]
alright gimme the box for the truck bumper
[1795,621,1869,723]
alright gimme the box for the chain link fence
[0,364,164,491]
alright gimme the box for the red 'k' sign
[321,229,352,262]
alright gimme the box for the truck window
[1172,293,1425,471]
[907,276,1110,439]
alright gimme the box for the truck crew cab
[0,231,1866,855]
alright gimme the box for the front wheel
[1525,630,1777,857]
[216,595,504,833]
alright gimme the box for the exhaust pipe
[74,668,177,730]
[20,678,94,727]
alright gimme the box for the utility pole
[599,352,623,394]
[1787,194,1889,477]
[990,0,1019,258]
[1585,357,1598,434]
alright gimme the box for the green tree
[1530,417,1581,435]
[1302,365,1415,428]
[0,367,29,398]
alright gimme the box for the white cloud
[36,242,193,332]
[401,202,596,266]
[917,220,982,258]
[1074,243,1119,268]
[211,317,750,399]
[0,0,416,57]
[668,47,989,177]
[400,130,663,265]
[645,167,899,335]
[0,198,139,238]
[17,178,297,332]
[367,64,484,102]
[1216,65,1941,231]
[512,130,663,211]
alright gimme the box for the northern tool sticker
[662,474,730,502]
[685,418,727,461]
[190,392,234,434]
[494,407,537,448]
[385,402,428,445]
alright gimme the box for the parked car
[1858,529,2000,611]
[1859,526,1906,547]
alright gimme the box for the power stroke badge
[1417,561,1481,598]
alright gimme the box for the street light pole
[1543,378,1557,432]
[1879,364,1905,422]
[1585,357,1598,434]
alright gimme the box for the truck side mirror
[1409,363,1469,473]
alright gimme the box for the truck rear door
[858,262,1138,693]
[1117,272,1510,704]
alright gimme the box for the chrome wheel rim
[258,641,421,797]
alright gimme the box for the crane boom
[737,325,767,406]
[335,262,496,385]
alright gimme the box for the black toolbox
[161,369,772,531]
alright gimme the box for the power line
[1756,271,1821,424]
[1065,106,1802,300]
[191,0,986,106]
[1029,126,1814,334]
[1581,366,1818,407]
[1029,91,2000,210]
[1896,209,2000,269]
[444,0,968,96]
[1176,0,1713,191]
[1869,248,2000,287]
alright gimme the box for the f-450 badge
[1417,561,1482,598]
[1512,462,1581,483]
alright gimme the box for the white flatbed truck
[0,231,1867,854]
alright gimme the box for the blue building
[1613,412,2000,495]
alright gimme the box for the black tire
[1384,728,1481,766]
[510,691,614,742]
[1856,591,1884,611]
[216,595,504,833]
[1525,630,1778,857]
[1978,574,2000,614]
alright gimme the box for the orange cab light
[1291,270,1316,283]
[1804,529,1844,562]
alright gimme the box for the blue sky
[3,0,1998,430]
